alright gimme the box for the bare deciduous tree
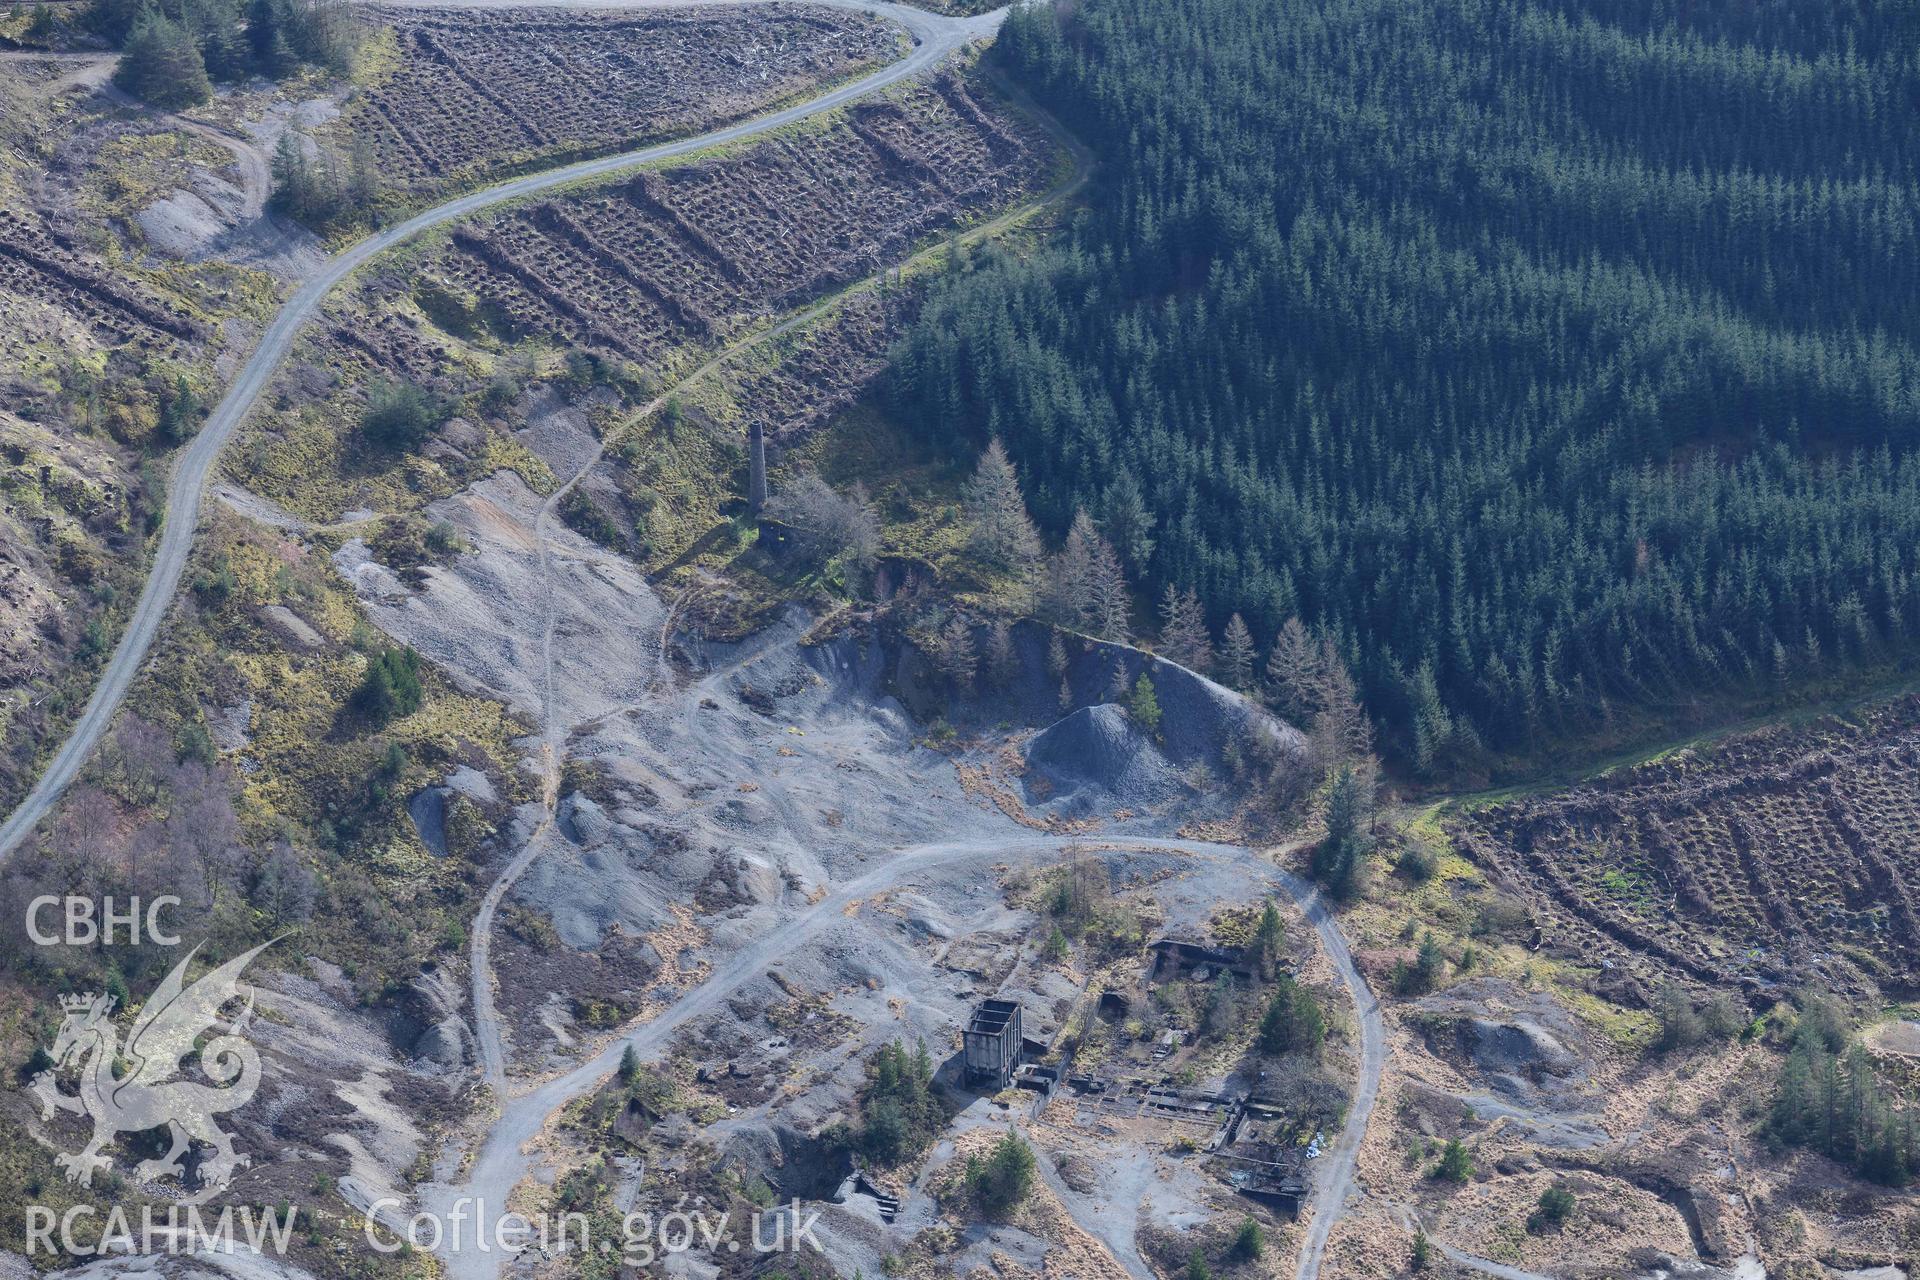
[1310,648,1374,769]
[1220,613,1257,691]
[110,716,174,806]
[1042,510,1100,628]
[1265,617,1324,723]
[1158,583,1212,673]
[1087,535,1131,643]
[929,613,978,687]
[766,473,880,569]
[984,619,1017,690]
[164,761,243,906]
[53,788,121,870]
[255,841,319,926]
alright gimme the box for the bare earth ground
[2,10,1326,1280]
[0,0,1001,866]
[0,8,1039,1280]
[11,3,1920,1279]
[337,394,1337,1279]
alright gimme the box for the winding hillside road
[4,12,1399,1276]
[0,0,1003,863]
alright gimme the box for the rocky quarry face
[318,451,1313,1278]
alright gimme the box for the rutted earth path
[0,0,1003,864]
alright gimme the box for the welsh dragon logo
[27,940,274,1197]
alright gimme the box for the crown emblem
[31,941,276,1199]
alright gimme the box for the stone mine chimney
[748,419,768,517]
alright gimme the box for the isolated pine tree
[345,129,380,214]
[1219,614,1256,691]
[965,438,1042,577]
[1257,974,1323,1054]
[1127,674,1161,735]
[1312,765,1368,897]
[269,132,314,220]
[1433,1139,1473,1183]
[1159,583,1212,673]
[1408,661,1452,774]
[1087,535,1131,642]
[1251,900,1285,980]
[984,618,1016,690]
[1043,511,1100,628]
[157,374,196,443]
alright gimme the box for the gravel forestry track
[3,12,1395,1275]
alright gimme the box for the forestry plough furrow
[1458,694,1920,996]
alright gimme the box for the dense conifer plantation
[889,0,1920,769]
